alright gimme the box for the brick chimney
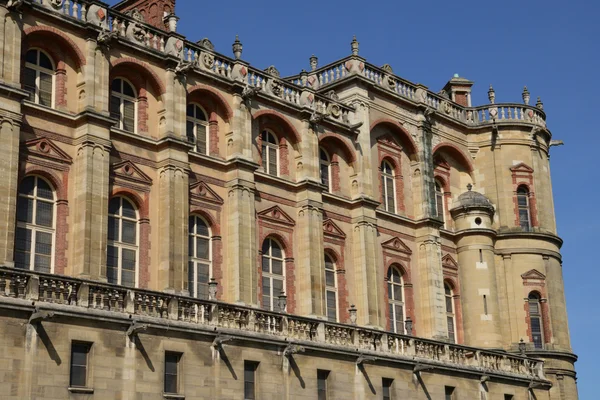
[113,0,176,30]
[442,74,474,107]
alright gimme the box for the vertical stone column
[70,138,111,280]
[415,232,447,339]
[352,100,372,197]
[86,42,111,113]
[351,213,384,328]
[157,164,189,293]
[0,119,21,266]
[545,256,572,350]
[0,8,22,85]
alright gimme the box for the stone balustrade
[0,266,546,382]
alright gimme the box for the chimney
[113,0,176,31]
[442,74,474,107]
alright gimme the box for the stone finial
[232,35,243,60]
[519,338,527,355]
[265,65,280,78]
[404,317,413,336]
[467,183,473,191]
[164,13,179,32]
[522,86,530,105]
[278,291,287,312]
[351,35,359,56]
[536,96,544,110]
[208,278,218,300]
[487,85,496,104]
[349,304,357,325]
[310,54,318,71]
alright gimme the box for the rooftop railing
[0,266,546,382]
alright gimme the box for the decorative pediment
[377,134,402,150]
[111,160,152,185]
[382,237,412,255]
[434,155,451,170]
[442,254,459,270]
[257,205,295,227]
[510,163,534,173]
[323,219,346,239]
[521,269,546,280]
[24,138,72,165]
[190,181,224,205]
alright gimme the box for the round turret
[450,184,494,214]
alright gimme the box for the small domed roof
[450,184,494,212]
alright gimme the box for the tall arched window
[517,186,531,230]
[445,283,456,343]
[24,49,54,107]
[324,254,338,322]
[320,148,331,192]
[188,215,211,299]
[186,104,209,154]
[381,161,396,213]
[261,238,285,310]
[15,176,55,273]
[110,78,136,132]
[107,197,138,287]
[387,266,405,333]
[261,130,278,176]
[435,181,445,222]
[528,292,544,349]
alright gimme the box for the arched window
[324,254,338,322]
[15,176,55,272]
[24,49,54,107]
[188,215,211,299]
[435,181,445,222]
[261,130,278,176]
[110,78,136,132]
[186,104,209,154]
[517,186,531,230]
[387,266,405,333]
[381,161,396,213]
[261,238,285,310]
[320,148,331,192]
[445,283,456,343]
[528,292,544,349]
[107,197,138,287]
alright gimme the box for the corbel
[126,321,148,338]
[212,334,234,350]
[283,344,305,358]
[28,308,55,325]
[356,354,377,367]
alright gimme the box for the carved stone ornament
[96,30,118,49]
[198,38,214,51]
[42,0,63,9]
[126,21,147,43]
[174,60,194,76]
[326,90,339,101]
[265,65,280,78]
[165,37,183,57]
[386,76,396,90]
[128,9,145,22]
[6,0,24,11]
[381,64,393,73]
[87,5,108,29]
[328,103,341,119]
[443,101,452,114]
[202,52,215,69]
[271,80,283,97]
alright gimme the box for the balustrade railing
[0,266,546,380]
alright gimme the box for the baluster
[120,20,126,37]
[63,0,69,15]
[80,2,87,21]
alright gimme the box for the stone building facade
[0,0,577,399]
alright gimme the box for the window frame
[107,196,139,287]
[164,351,182,395]
[15,175,56,273]
[317,369,330,400]
[528,292,544,349]
[444,282,456,343]
[261,237,286,311]
[24,48,55,108]
[261,129,279,176]
[186,103,209,154]
[320,147,332,192]
[381,160,396,213]
[517,185,531,230]
[244,360,259,400]
[69,341,92,389]
[188,214,212,299]
[110,78,138,133]
[387,265,405,334]
[324,253,338,322]
[435,180,445,223]
[382,378,394,400]
[445,386,456,400]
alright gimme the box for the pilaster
[544,256,571,350]
[0,7,22,85]
[0,117,21,266]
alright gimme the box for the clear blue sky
[124,0,598,396]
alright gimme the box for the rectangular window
[530,316,543,349]
[504,395,514,400]
[445,386,455,400]
[382,378,393,400]
[196,124,207,154]
[70,342,91,388]
[244,361,258,400]
[447,316,455,343]
[39,72,53,107]
[317,369,330,400]
[326,290,337,322]
[164,352,181,394]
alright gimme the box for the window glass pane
[108,216,118,241]
[446,295,453,313]
[15,226,30,249]
[38,52,53,69]
[325,270,335,287]
[70,366,86,387]
[121,199,136,219]
[122,81,135,97]
[271,242,282,259]
[261,144,268,171]
[20,177,36,196]
[388,303,394,330]
[121,249,136,287]
[196,124,207,154]
[35,231,52,255]
[26,50,38,64]
[320,163,329,188]
[111,79,122,93]
[70,343,89,387]
[382,379,392,400]
[187,104,195,117]
[188,261,195,296]
[261,256,270,273]
[395,305,404,332]
[262,277,271,308]
[36,179,53,199]
[273,278,283,296]
[393,284,402,302]
[195,106,206,121]
[447,316,455,342]
[196,237,209,259]
[39,73,52,106]
[271,259,283,276]
[386,178,395,212]
[109,96,121,120]
[529,301,539,314]
[326,290,337,322]
[108,198,121,215]
[123,100,135,132]
[36,200,53,227]
[186,121,195,143]
[196,218,209,236]
[517,193,528,207]
[23,68,36,102]
[121,220,137,244]
[268,147,277,176]
[17,197,33,223]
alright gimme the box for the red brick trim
[510,164,538,228]
[432,143,474,174]
[378,154,405,214]
[111,57,166,95]
[370,118,418,161]
[319,133,357,164]
[253,110,302,144]
[188,84,233,121]
[522,271,552,345]
[23,26,86,68]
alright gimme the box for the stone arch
[432,143,474,174]
[21,168,65,200]
[370,118,418,161]
[23,26,86,69]
[261,231,292,257]
[253,109,302,145]
[189,208,221,236]
[188,84,233,122]
[110,187,148,219]
[319,133,357,165]
[110,57,166,96]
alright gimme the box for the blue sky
[123,0,597,396]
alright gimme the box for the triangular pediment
[442,254,459,270]
[434,155,451,170]
[510,163,534,173]
[323,219,346,239]
[111,160,152,185]
[24,138,72,164]
[521,269,546,280]
[377,134,402,150]
[257,205,295,226]
[190,181,224,205]
[382,237,412,255]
